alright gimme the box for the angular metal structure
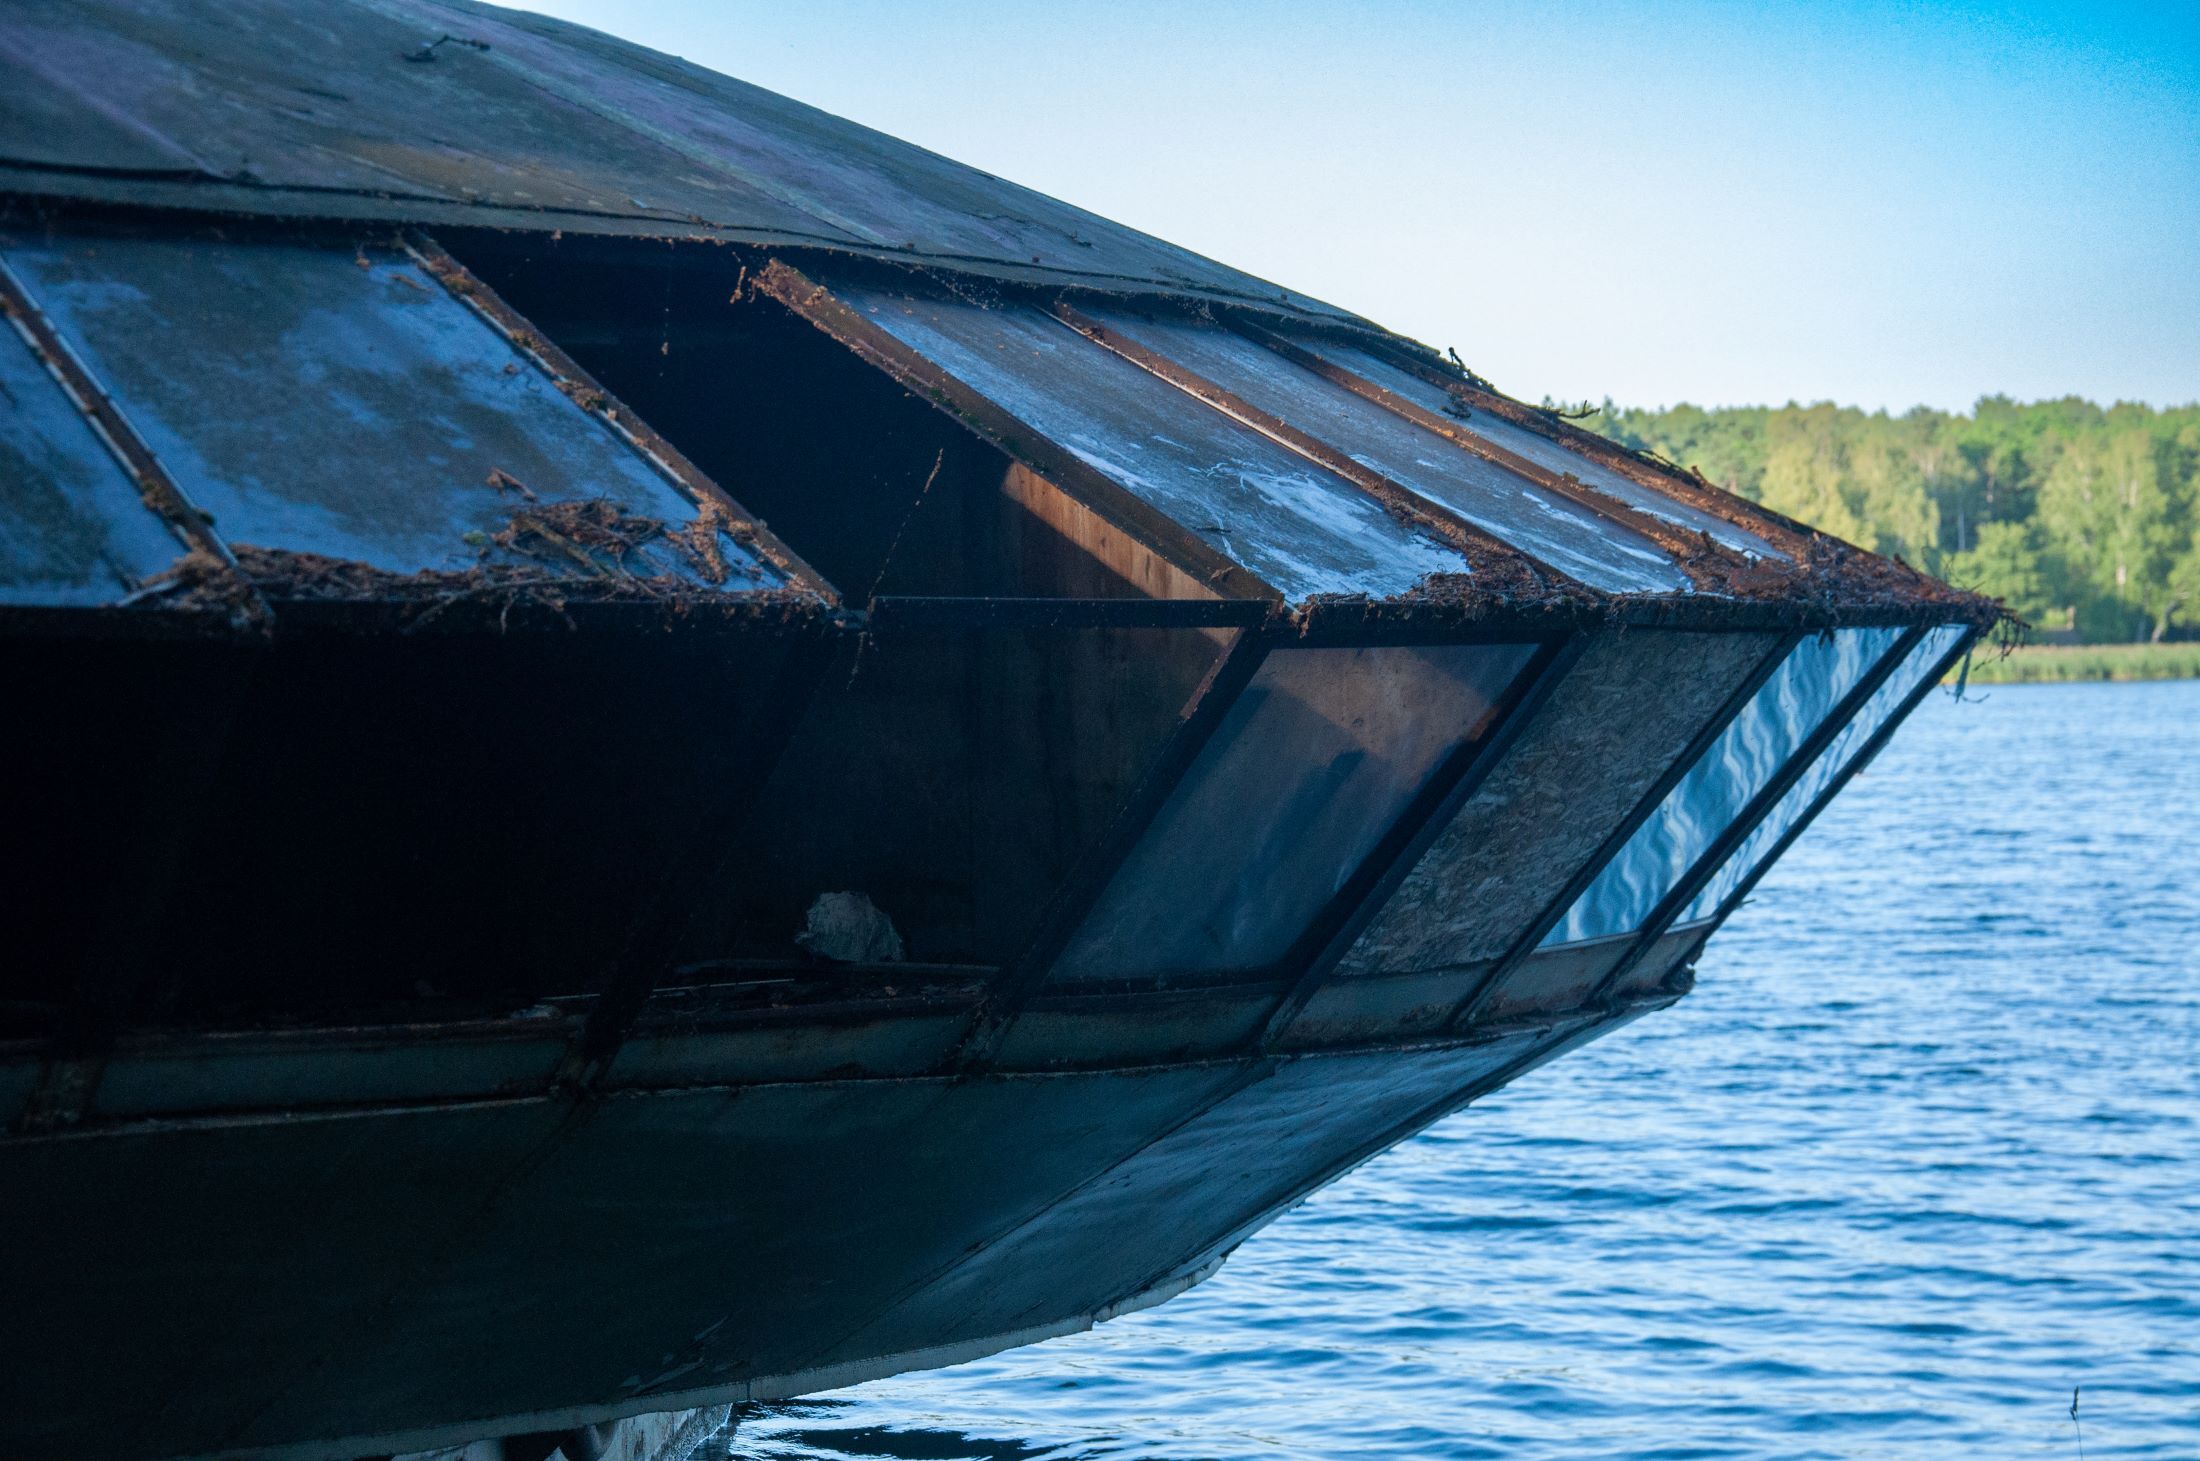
[0,4,1998,1458]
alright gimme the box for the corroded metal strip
[1584,626,1931,1006]
[1656,626,1980,992]
[1047,301,1593,596]
[1226,318,1782,591]
[951,623,1276,1069]
[1253,633,1585,1052]
[754,260,1276,603]
[0,255,264,619]
[401,232,838,600]
[1445,631,1805,1031]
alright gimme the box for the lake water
[727,680,2200,1460]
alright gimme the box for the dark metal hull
[0,989,1652,1461]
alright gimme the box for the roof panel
[0,310,184,605]
[1081,307,1690,594]
[833,285,1472,603]
[2,231,783,587]
[1290,336,1780,558]
[0,0,1355,324]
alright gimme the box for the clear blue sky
[514,1,2197,414]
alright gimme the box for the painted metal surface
[1542,626,1907,946]
[0,301,184,604]
[1337,631,1784,976]
[1283,334,1780,558]
[1078,306,1687,593]
[1680,624,1970,922]
[1051,642,1537,980]
[0,0,1357,324]
[825,285,1471,603]
[1,231,782,584]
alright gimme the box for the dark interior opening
[446,236,1188,604]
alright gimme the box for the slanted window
[1334,629,1785,978]
[1285,334,1779,558]
[1677,624,1968,924]
[1078,306,1688,593]
[822,284,1471,603]
[1049,642,1538,982]
[1541,625,1907,946]
[1,231,779,588]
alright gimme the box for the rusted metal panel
[0,293,185,605]
[1,229,787,589]
[1336,630,1785,979]
[1049,642,1539,982]
[813,282,1472,603]
[1541,626,1908,947]
[0,0,1363,326]
[1070,305,1691,593]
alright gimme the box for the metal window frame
[1580,624,1930,1006]
[1652,626,1981,992]
[756,259,1279,605]
[402,232,837,600]
[1250,631,1585,1051]
[1443,630,1804,1030]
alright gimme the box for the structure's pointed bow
[0,7,2000,1460]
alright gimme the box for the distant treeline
[1575,397,2200,642]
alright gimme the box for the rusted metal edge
[0,253,267,627]
[1444,630,1806,1031]
[1656,626,1981,992]
[1047,300,1600,603]
[1583,625,1932,1007]
[401,231,838,602]
[949,623,1276,1070]
[1286,592,1966,641]
[1252,633,1586,1052]
[753,259,1280,604]
[1227,318,1788,588]
[867,595,1267,632]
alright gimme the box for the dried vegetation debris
[127,497,811,633]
